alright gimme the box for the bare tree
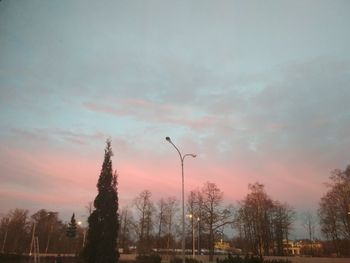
[301,210,317,255]
[164,197,179,254]
[189,189,204,254]
[0,209,30,253]
[302,211,317,242]
[85,201,93,216]
[0,215,10,253]
[31,209,66,253]
[119,206,135,253]
[235,183,296,257]
[319,165,350,256]
[156,198,167,250]
[200,182,234,261]
[133,190,155,254]
[186,190,197,255]
[273,202,295,256]
[241,183,273,257]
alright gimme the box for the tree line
[1,140,349,258]
[0,208,84,254]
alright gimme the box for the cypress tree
[66,213,77,238]
[83,139,119,263]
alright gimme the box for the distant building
[215,239,231,250]
[214,239,242,255]
[279,239,323,256]
[282,240,301,255]
[295,239,323,256]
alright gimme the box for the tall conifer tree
[66,213,77,238]
[83,139,119,263]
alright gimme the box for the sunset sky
[1,0,350,238]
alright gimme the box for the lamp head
[165,136,171,142]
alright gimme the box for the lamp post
[1,217,9,253]
[166,137,196,263]
[197,217,200,257]
[188,214,195,258]
[77,221,86,248]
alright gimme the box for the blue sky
[1,0,350,238]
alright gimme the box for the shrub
[0,253,24,262]
[216,254,291,263]
[264,260,291,263]
[136,253,162,263]
[170,257,202,263]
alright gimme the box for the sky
[1,0,350,238]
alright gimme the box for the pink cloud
[0,134,334,220]
[84,100,218,131]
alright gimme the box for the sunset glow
[1,1,350,240]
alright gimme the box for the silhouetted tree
[119,206,135,253]
[156,198,167,250]
[301,210,317,256]
[0,209,30,253]
[235,183,295,257]
[83,139,119,263]
[319,165,350,256]
[66,213,77,238]
[31,209,73,253]
[186,189,204,253]
[154,196,180,252]
[200,182,234,261]
[302,210,317,242]
[133,190,155,254]
[272,202,295,255]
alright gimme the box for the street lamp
[188,214,195,258]
[166,137,196,263]
[197,217,200,257]
[77,221,87,248]
[1,217,9,253]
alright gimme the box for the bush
[136,253,162,263]
[217,254,261,263]
[170,257,202,263]
[264,260,291,263]
[0,253,24,262]
[216,254,292,263]
[0,254,79,263]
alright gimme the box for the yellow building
[283,240,301,255]
[215,239,231,250]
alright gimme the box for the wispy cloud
[84,99,219,131]
[9,127,108,146]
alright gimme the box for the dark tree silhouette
[234,183,295,257]
[66,213,77,238]
[319,165,350,256]
[83,139,119,263]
